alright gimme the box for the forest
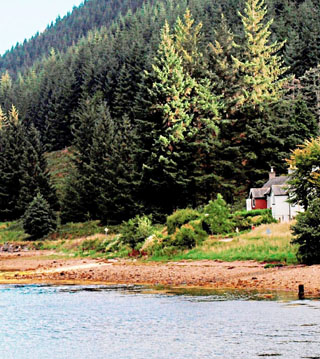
[0,0,319,229]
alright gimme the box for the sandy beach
[0,250,319,298]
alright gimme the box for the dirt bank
[0,251,319,297]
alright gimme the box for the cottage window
[252,199,256,208]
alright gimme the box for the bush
[234,209,273,218]
[291,198,320,264]
[202,194,234,235]
[232,209,276,230]
[171,224,197,249]
[120,215,154,249]
[23,193,57,239]
[80,238,106,253]
[166,208,201,235]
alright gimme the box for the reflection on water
[0,285,319,359]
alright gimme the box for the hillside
[0,0,157,76]
[0,0,319,226]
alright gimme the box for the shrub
[232,209,276,230]
[171,224,197,249]
[23,193,57,239]
[80,238,106,253]
[234,209,273,218]
[187,220,208,244]
[166,208,201,235]
[291,198,320,264]
[202,194,234,235]
[120,215,154,249]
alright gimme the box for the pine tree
[0,71,13,112]
[61,92,109,222]
[0,106,25,221]
[0,107,58,221]
[207,14,238,104]
[232,0,288,111]
[138,16,222,216]
[174,9,204,77]
[23,193,57,239]
[217,0,291,194]
[95,114,142,223]
[300,65,320,130]
[17,123,59,215]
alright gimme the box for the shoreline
[1,251,320,298]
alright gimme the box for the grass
[150,222,298,264]
[0,219,298,264]
[0,221,28,243]
[46,221,104,240]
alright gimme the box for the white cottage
[246,168,303,222]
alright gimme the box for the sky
[0,0,84,55]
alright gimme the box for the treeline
[0,0,319,226]
[1,0,320,78]
[0,0,153,76]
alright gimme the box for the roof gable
[250,187,270,198]
[271,184,288,196]
[263,176,289,188]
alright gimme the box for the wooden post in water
[298,284,305,300]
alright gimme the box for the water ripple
[0,285,319,359]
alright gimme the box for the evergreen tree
[207,14,238,105]
[0,106,25,221]
[0,107,57,221]
[138,16,221,216]
[287,137,320,209]
[217,0,290,194]
[232,0,288,110]
[17,123,59,215]
[61,92,109,223]
[0,71,13,112]
[62,93,142,224]
[291,198,320,265]
[94,114,142,223]
[300,65,320,130]
[174,9,204,77]
[23,193,57,239]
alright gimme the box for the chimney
[269,166,276,180]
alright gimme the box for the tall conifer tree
[232,0,288,110]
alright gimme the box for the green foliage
[232,0,288,110]
[0,107,57,221]
[291,198,320,265]
[120,215,154,249]
[45,148,75,204]
[202,194,234,235]
[47,220,103,240]
[232,209,276,230]
[166,208,201,235]
[138,11,222,217]
[234,208,272,218]
[22,193,57,239]
[80,238,106,253]
[287,137,320,209]
[1,0,320,226]
[0,221,27,243]
[171,224,197,249]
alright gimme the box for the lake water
[0,285,319,359]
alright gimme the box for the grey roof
[250,187,270,199]
[263,176,289,188]
[271,184,288,196]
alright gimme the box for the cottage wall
[271,195,290,222]
[253,199,267,210]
